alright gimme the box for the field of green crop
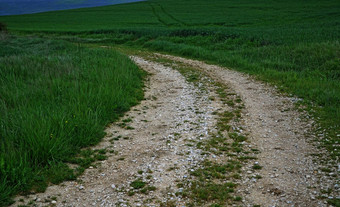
[0,0,339,205]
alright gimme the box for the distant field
[0,1,159,31]
[0,0,339,205]
[0,0,144,16]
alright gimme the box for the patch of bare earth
[12,54,337,207]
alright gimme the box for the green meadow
[0,0,339,205]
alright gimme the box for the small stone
[89,166,93,169]
[36,198,41,202]
[79,185,85,190]
[136,203,142,207]
[111,184,116,189]
[51,200,57,204]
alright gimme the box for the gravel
[11,54,338,207]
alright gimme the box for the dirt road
[12,54,337,207]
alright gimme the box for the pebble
[51,200,57,204]
[111,184,116,189]
[79,185,85,190]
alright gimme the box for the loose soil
[12,53,338,207]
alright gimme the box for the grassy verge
[0,34,145,206]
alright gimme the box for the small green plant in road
[252,164,263,170]
[130,179,146,189]
[129,178,157,195]
[122,118,132,123]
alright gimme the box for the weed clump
[130,179,146,189]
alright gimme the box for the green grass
[0,35,145,205]
[0,0,339,204]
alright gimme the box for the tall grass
[0,36,145,205]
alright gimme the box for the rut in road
[12,53,337,207]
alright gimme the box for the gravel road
[12,54,338,207]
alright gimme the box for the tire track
[10,53,337,207]
[148,2,187,27]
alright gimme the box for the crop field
[0,0,144,16]
[0,0,339,205]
